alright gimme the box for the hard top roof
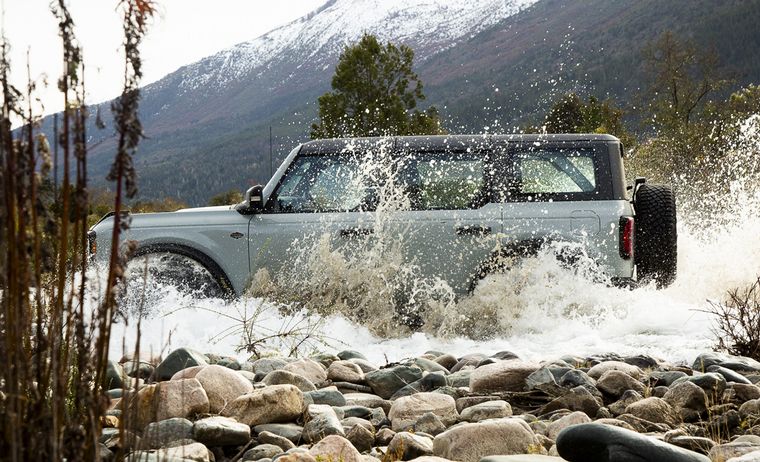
[299,134,619,154]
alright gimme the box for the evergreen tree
[310,34,442,139]
[543,93,633,146]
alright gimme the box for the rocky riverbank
[102,349,760,462]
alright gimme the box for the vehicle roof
[299,134,619,154]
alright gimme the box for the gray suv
[89,134,677,297]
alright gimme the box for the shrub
[708,277,760,360]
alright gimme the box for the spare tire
[634,183,677,288]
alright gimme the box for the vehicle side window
[396,151,488,210]
[497,146,609,202]
[268,154,373,213]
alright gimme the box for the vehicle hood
[91,204,245,233]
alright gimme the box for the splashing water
[111,117,760,365]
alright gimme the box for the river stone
[346,423,375,453]
[708,365,753,384]
[258,430,296,451]
[447,370,472,388]
[254,423,304,444]
[365,366,424,399]
[556,423,710,462]
[450,354,486,373]
[546,411,592,441]
[709,442,760,461]
[124,360,155,380]
[130,378,210,429]
[142,418,193,449]
[609,390,643,416]
[244,444,284,461]
[283,359,327,384]
[668,436,716,455]
[433,418,541,462]
[328,361,365,383]
[663,381,708,422]
[480,457,566,462]
[541,385,602,417]
[741,399,760,422]
[587,361,643,380]
[155,348,208,381]
[732,383,760,402]
[349,358,379,373]
[195,364,254,413]
[304,386,346,407]
[415,412,447,436]
[106,360,128,390]
[624,397,677,426]
[597,370,645,398]
[156,442,212,462]
[558,369,596,389]
[728,450,760,462]
[263,370,317,392]
[223,384,304,427]
[693,352,760,373]
[337,350,367,361]
[674,373,727,399]
[525,368,561,394]
[252,358,288,375]
[193,416,250,447]
[650,370,689,387]
[388,432,434,460]
[309,435,362,462]
[344,393,391,413]
[459,400,512,422]
[469,360,540,393]
[434,354,459,371]
[391,373,448,399]
[303,404,345,443]
[170,365,205,381]
[415,358,450,374]
[389,393,458,431]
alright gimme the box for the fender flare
[131,242,235,298]
[467,239,545,293]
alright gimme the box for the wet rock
[624,397,677,426]
[740,399,760,423]
[106,360,128,390]
[459,400,512,422]
[328,361,365,383]
[469,361,540,394]
[525,368,563,395]
[130,378,210,430]
[432,418,541,462]
[596,370,645,399]
[192,415,250,447]
[652,385,669,398]
[556,423,710,462]
[434,354,458,371]
[309,435,362,462]
[303,404,345,443]
[272,452,317,462]
[156,442,212,462]
[346,424,375,453]
[728,450,760,462]
[312,353,340,369]
[447,370,472,388]
[223,384,304,427]
[388,393,458,431]
[709,442,760,461]
[155,348,208,381]
[344,393,391,413]
[667,436,716,455]
[414,358,449,375]
[708,365,753,384]
[376,427,396,446]
[707,409,741,435]
[283,359,328,384]
[304,386,346,407]
[732,383,760,402]
[450,354,486,373]
[195,364,254,413]
[693,352,760,373]
[542,386,602,417]
[258,430,296,451]
[650,370,689,387]
[253,423,304,444]
[587,361,643,381]
[251,358,288,375]
[455,396,500,413]
[663,381,708,422]
[480,457,565,462]
[491,351,520,361]
[170,365,205,381]
[623,354,660,369]
[392,373,448,399]
[244,444,284,461]
[558,369,596,389]
[546,411,592,441]
[674,372,728,400]
[123,360,155,380]
[415,412,446,436]
[338,350,368,361]
[593,418,637,431]
[263,370,317,392]
[349,359,379,374]
[142,418,193,449]
[365,366,424,399]
[388,432,434,460]
[609,390,643,417]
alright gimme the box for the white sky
[2,0,325,117]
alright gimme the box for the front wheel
[634,183,677,288]
[125,251,228,301]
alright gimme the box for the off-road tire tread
[634,184,677,288]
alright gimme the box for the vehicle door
[387,146,502,295]
[247,142,386,291]
[491,141,613,270]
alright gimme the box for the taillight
[619,216,634,259]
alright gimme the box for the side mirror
[236,184,264,215]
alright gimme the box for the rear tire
[634,183,677,288]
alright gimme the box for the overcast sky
[2,0,325,117]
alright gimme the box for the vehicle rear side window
[395,151,488,210]
[495,145,612,202]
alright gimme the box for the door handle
[339,228,374,237]
[455,225,492,236]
